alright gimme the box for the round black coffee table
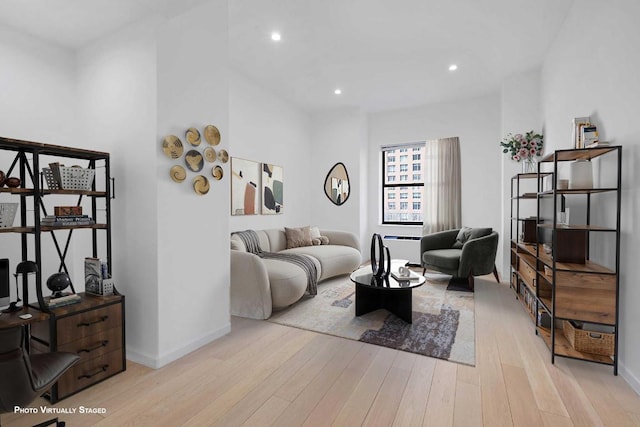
[349,267,426,323]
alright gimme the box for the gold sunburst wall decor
[161,123,228,195]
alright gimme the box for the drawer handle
[77,315,109,328]
[78,364,109,380]
[78,340,109,354]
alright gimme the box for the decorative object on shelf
[193,175,210,195]
[0,169,5,186]
[558,179,569,190]
[231,157,260,215]
[184,150,204,172]
[3,261,38,313]
[262,163,283,214]
[0,202,18,228]
[500,130,544,173]
[203,146,217,163]
[323,162,350,206]
[85,257,113,296]
[212,165,223,180]
[170,165,187,183]
[185,127,201,146]
[204,124,221,146]
[44,163,95,190]
[571,116,591,149]
[4,177,21,188]
[162,135,184,159]
[54,206,82,216]
[218,149,229,163]
[46,272,73,298]
[569,159,593,189]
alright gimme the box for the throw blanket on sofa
[232,230,318,296]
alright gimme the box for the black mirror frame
[323,162,351,206]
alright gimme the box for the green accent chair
[420,228,500,291]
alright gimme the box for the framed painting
[261,163,283,214]
[231,157,260,215]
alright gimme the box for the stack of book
[41,205,95,227]
[45,293,81,308]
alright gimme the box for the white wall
[229,72,312,231]
[310,108,367,248]
[155,0,230,367]
[541,0,640,391]
[367,95,502,262]
[77,18,160,367]
[500,69,542,277]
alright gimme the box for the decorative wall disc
[162,135,184,159]
[204,147,217,163]
[170,165,187,182]
[186,127,201,146]
[204,125,221,146]
[218,149,229,163]
[184,150,204,172]
[212,165,223,180]
[193,175,210,195]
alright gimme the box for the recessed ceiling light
[449,64,458,71]
[334,89,342,95]
[271,32,281,42]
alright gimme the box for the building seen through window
[382,143,425,224]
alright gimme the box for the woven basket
[0,203,18,228]
[563,320,614,356]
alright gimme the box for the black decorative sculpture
[370,233,391,278]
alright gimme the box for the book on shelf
[41,215,95,227]
[585,140,610,148]
[581,125,598,147]
[571,116,591,148]
[45,293,81,308]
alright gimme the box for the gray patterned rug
[268,273,475,366]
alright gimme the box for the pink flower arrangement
[500,131,544,162]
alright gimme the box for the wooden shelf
[0,226,34,234]
[511,172,553,179]
[539,146,619,162]
[554,285,616,325]
[537,327,614,365]
[538,224,616,232]
[539,188,618,196]
[0,187,33,194]
[41,224,107,231]
[536,247,615,274]
[0,188,106,196]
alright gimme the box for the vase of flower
[500,131,544,173]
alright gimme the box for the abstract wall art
[261,163,283,214]
[231,157,260,215]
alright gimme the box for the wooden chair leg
[492,265,500,283]
[467,273,475,292]
[422,267,426,275]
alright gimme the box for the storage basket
[563,320,614,356]
[43,166,95,191]
[0,203,19,228]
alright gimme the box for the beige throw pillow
[285,226,313,249]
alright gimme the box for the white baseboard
[126,322,231,369]
[619,361,640,396]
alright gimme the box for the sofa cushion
[452,227,492,249]
[262,258,309,309]
[285,226,313,249]
[422,248,462,272]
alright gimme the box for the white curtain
[422,136,461,235]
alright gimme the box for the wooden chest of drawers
[30,292,125,403]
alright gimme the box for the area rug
[268,273,475,366]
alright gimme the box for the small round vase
[522,158,537,174]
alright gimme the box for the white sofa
[230,228,362,319]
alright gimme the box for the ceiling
[0,0,574,113]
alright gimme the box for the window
[381,143,426,224]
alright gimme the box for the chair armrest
[230,250,272,319]
[459,232,499,277]
[420,229,460,253]
[321,229,360,252]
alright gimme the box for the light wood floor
[4,277,640,426]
